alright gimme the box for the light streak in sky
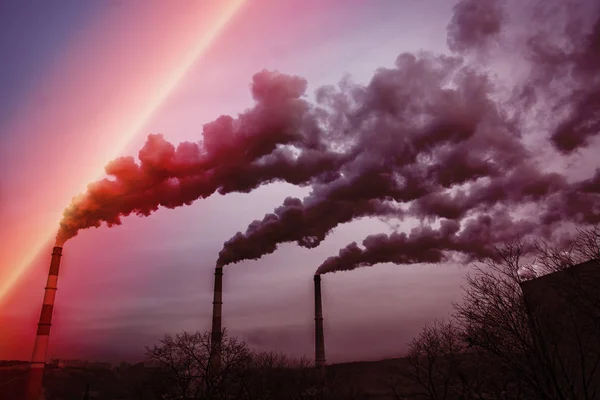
[0,0,247,305]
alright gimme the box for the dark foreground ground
[0,358,415,400]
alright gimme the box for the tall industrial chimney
[26,246,63,400]
[314,274,326,372]
[210,266,223,373]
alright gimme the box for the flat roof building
[521,259,600,399]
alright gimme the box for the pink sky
[0,0,467,363]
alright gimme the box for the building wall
[521,259,600,398]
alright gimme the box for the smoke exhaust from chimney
[26,245,63,400]
[210,266,223,373]
[314,274,326,372]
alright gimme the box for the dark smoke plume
[217,54,521,266]
[219,0,600,270]
[315,213,536,275]
[57,0,600,276]
[56,70,347,245]
[314,168,600,275]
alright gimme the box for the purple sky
[1,0,598,364]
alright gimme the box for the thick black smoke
[218,0,600,271]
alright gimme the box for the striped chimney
[314,274,326,372]
[210,266,223,373]
[26,246,63,400]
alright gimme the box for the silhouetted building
[50,359,112,370]
[521,259,600,398]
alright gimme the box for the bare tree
[455,232,600,399]
[389,320,490,400]
[534,226,600,272]
[450,241,551,399]
[145,329,252,399]
[145,329,365,400]
[398,227,600,400]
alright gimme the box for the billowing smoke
[315,213,536,275]
[314,169,600,275]
[218,0,600,270]
[446,0,508,54]
[56,70,348,245]
[504,0,600,153]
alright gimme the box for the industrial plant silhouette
[3,0,600,398]
[4,242,599,399]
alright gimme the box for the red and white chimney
[26,245,63,400]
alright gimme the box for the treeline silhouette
[390,226,600,400]
[3,227,598,400]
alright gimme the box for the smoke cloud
[315,213,537,275]
[446,0,507,54]
[515,0,600,153]
[56,70,347,245]
[57,0,599,278]
[219,0,600,272]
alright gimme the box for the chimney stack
[26,246,63,400]
[314,274,326,372]
[210,266,223,373]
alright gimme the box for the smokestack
[26,246,62,400]
[314,274,326,372]
[210,266,223,373]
